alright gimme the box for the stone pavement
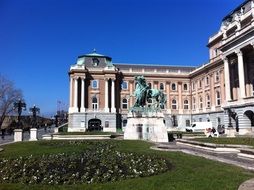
[238,178,254,190]
[153,141,254,190]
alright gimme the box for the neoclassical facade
[68,0,254,134]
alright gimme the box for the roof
[222,0,249,21]
[78,49,112,60]
[114,63,196,71]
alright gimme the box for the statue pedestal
[124,111,168,142]
[29,128,38,141]
[14,129,23,142]
[226,128,236,137]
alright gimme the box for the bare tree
[0,75,23,129]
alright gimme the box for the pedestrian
[44,123,47,132]
[1,128,6,140]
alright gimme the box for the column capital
[250,41,254,48]
[221,55,228,62]
[235,49,242,56]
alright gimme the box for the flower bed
[0,141,171,185]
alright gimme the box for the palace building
[68,0,254,135]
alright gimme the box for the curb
[238,178,254,190]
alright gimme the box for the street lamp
[29,105,40,128]
[54,114,59,128]
[13,99,26,129]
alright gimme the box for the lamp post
[29,105,40,128]
[13,99,26,129]
[54,114,59,128]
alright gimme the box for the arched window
[216,91,221,106]
[192,82,195,90]
[172,83,176,91]
[199,80,202,88]
[160,83,164,90]
[206,76,209,86]
[122,98,128,109]
[183,99,189,109]
[199,96,203,109]
[92,97,98,110]
[206,94,210,108]
[193,97,196,109]
[183,84,188,91]
[172,99,177,110]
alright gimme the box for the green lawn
[0,140,253,190]
[193,137,254,147]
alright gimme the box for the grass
[193,137,254,147]
[0,140,254,190]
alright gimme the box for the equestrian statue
[132,76,166,109]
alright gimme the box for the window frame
[159,83,165,90]
[199,96,203,109]
[216,91,221,106]
[206,94,210,108]
[171,83,177,91]
[183,83,188,91]
[121,81,128,90]
[192,97,196,110]
[172,99,177,110]
[92,96,98,110]
[183,99,189,110]
[91,80,99,89]
[122,98,128,109]
[215,71,220,82]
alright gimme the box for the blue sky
[0,0,243,116]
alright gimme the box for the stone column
[80,78,86,112]
[73,77,79,112]
[251,1,254,26]
[111,79,116,113]
[210,73,215,110]
[104,79,109,112]
[69,76,73,108]
[220,69,225,105]
[178,82,183,114]
[223,57,231,101]
[29,128,38,141]
[68,76,74,113]
[236,50,246,99]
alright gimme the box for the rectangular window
[186,120,190,127]
[215,71,220,82]
[121,81,128,90]
[92,80,99,89]
[105,121,109,128]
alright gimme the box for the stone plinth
[14,129,23,142]
[226,128,236,137]
[124,111,168,142]
[29,128,38,141]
